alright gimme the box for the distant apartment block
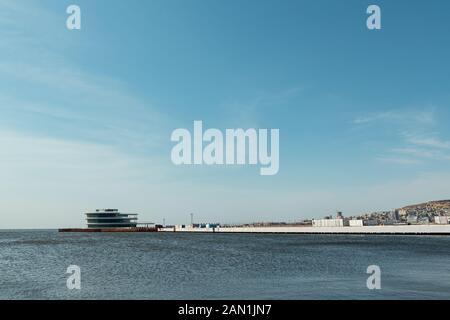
[434,216,449,225]
[313,218,349,227]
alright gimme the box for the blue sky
[1,0,450,228]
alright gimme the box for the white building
[349,219,378,227]
[349,220,364,227]
[313,219,348,227]
[435,216,449,225]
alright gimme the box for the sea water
[0,230,449,299]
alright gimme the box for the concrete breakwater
[59,227,157,233]
[159,225,450,235]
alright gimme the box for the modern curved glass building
[85,209,138,228]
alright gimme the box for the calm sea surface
[0,230,449,299]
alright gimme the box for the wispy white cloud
[221,84,304,127]
[384,147,449,162]
[391,147,438,160]
[376,156,422,165]
[406,135,450,150]
[353,109,435,126]
[0,1,168,151]
[354,108,450,165]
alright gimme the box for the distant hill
[399,200,450,216]
[401,200,450,210]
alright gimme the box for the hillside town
[343,200,450,226]
[173,200,450,230]
[308,200,450,227]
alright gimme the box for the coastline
[159,224,450,235]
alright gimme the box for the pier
[59,227,157,233]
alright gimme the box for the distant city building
[349,219,378,227]
[435,216,449,225]
[349,220,364,227]
[381,219,396,226]
[418,216,431,224]
[365,219,378,226]
[85,209,138,228]
[406,214,418,224]
[392,210,400,221]
[313,218,349,227]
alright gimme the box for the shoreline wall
[159,225,450,235]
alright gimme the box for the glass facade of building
[85,209,138,228]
